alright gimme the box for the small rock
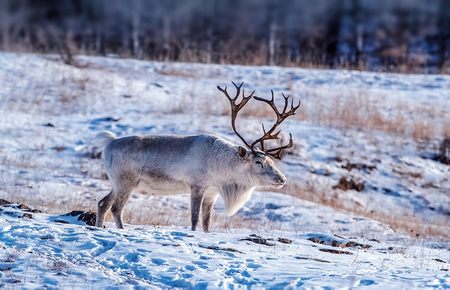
[16,203,32,211]
[1,201,41,213]
[64,211,97,226]
[0,199,11,206]
[17,204,41,213]
[21,213,33,219]
[199,244,244,253]
[295,256,331,263]
[52,146,67,152]
[161,243,181,247]
[307,234,371,249]
[319,248,353,255]
[240,234,275,246]
[277,237,293,244]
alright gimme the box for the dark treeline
[0,0,449,72]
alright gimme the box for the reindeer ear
[237,146,248,158]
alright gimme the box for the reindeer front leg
[190,185,205,231]
[202,192,219,232]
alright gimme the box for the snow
[1,194,449,288]
[0,52,449,288]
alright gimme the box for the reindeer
[94,81,300,232]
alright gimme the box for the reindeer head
[235,145,287,188]
[217,81,300,188]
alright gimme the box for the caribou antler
[250,90,300,159]
[217,81,255,148]
[218,82,300,159]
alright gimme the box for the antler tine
[294,99,301,110]
[247,89,256,99]
[217,81,253,148]
[265,133,293,153]
[217,85,230,100]
[281,93,289,113]
[250,89,300,159]
[231,81,244,101]
[260,124,266,151]
[264,133,294,159]
[217,85,235,102]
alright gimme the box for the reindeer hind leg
[111,187,132,229]
[96,191,114,228]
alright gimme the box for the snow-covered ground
[0,52,449,288]
[1,194,449,288]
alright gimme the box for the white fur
[93,131,117,154]
[95,130,287,230]
[219,184,255,216]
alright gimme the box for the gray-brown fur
[94,131,287,232]
[201,192,218,232]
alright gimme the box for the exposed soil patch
[340,159,376,172]
[62,211,97,226]
[0,200,42,213]
[333,177,365,192]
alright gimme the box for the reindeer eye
[255,161,263,167]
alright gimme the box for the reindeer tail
[93,131,117,154]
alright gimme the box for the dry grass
[47,260,69,272]
[3,185,448,240]
[155,67,199,79]
[314,92,439,145]
[47,55,450,144]
[233,87,450,143]
[122,206,189,227]
[284,182,450,240]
